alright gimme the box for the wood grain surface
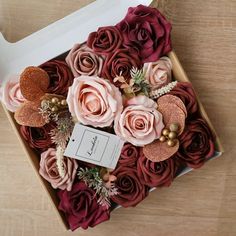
[0,0,235,235]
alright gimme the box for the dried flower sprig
[113,67,150,97]
[50,114,74,149]
[56,146,65,178]
[130,67,151,96]
[149,81,178,99]
[39,96,68,123]
[78,167,118,209]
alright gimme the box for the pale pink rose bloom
[66,43,104,77]
[39,148,78,191]
[114,95,164,146]
[144,56,172,90]
[67,76,123,127]
[0,75,25,112]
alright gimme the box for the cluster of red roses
[18,4,215,231]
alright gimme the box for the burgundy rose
[111,166,148,207]
[20,123,55,152]
[118,143,140,167]
[116,5,172,63]
[169,82,199,118]
[137,151,178,188]
[40,60,74,96]
[58,182,110,231]
[87,26,123,55]
[177,118,215,169]
[102,48,142,86]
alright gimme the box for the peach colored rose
[114,95,164,146]
[1,75,26,112]
[39,148,78,191]
[144,56,172,90]
[66,76,123,127]
[66,43,104,77]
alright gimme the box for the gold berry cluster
[41,97,67,113]
[159,123,180,147]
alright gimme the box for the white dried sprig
[56,146,65,178]
[149,81,178,99]
[50,115,74,149]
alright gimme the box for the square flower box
[0,0,223,230]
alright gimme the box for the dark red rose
[169,82,199,118]
[116,5,172,63]
[40,60,74,96]
[118,143,140,167]
[137,151,179,188]
[58,182,110,231]
[102,48,142,86]
[111,166,148,207]
[20,123,55,152]
[177,118,215,169]
[87,26,123,55]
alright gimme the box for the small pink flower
[1,75,26,112]
[66,43,104,77]
[66,76,123,127]
[144,56,172,90]
[39,148,78,191]
[114,95,164,146]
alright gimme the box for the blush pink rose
[39,148,78,191]
[144,56,172,90]
[114,95,164,146]
[66,76,123,127]
[1,75,26,112]
[66,43,104,77]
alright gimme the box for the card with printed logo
[64,123,125,169]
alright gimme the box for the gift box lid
[0,0,152,84]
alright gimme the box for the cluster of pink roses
[65,4,173,146]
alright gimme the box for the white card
[64,123,125,169]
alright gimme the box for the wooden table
[0,0,235,235]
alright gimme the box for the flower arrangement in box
[0,5,217,231]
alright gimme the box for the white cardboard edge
[0,0,223,214]
[0,0,152,84]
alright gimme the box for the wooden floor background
[0,0,236,235]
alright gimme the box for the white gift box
[0,0,223,230]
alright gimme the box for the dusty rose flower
[118,143,140,167]
[111,166,149,207]
[116,5,172,63]
[144,56,172,90]
[39,148,78,191]
[114,95,164,146]
[177,118,215,168]
[66,76,123,127]
[66,43,104,77]
[102,48,142,86]
[87,26,123,55]
[40,60,74,96]
[0,75,26,112]
[58,182,110,231]
[137,151,178,187]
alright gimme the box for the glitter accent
[14,100,47,127]
[20,66,49,101]
[157,95,186,135]
[143,139,179,162]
